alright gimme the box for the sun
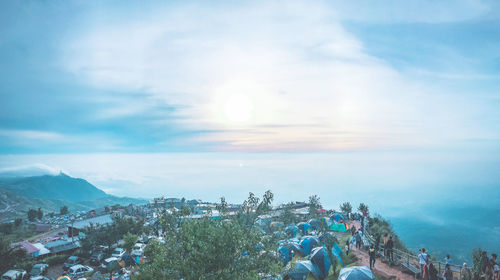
[224,94,254,122]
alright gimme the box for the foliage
[308,195,322,219]
[135,191,281,280]
[43,254,69,266]
[37,207,43,220]
[0,236,26,274]
[60,205,69,215]
[27,208,38,222]
[339,202,352,215]
[123,232,138,253]
[277,202,298,226]
[358,203,369,214]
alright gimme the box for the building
[67,214,113,237]
[12,241,39,257]
[44,239,80,254]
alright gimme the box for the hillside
[0,173,107,202]
[0,173,147,219]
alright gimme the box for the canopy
[285,260,322,280]
[300,236,320,256]
[297,222,312,235]
[285,225,299,238]
[310,247,332,279]
[338,266,375,280]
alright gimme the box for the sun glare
[224,94,254,122]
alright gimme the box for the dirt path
[350,221,414,280]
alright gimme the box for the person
[351,225,356,236]
[489,254,498,280]
[369,245,376,269]
[429,261,438,280]
[356,231,362,249]
[443,264,453,280]
[461,263,472,280]
[418,248,428,279]
[345,240,350,256]
[386,236,394,262]
[445,254,452,265]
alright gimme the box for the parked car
[100,257,119,271]
[66,265,93,279]
[90,252,104,266]
[1,270,26,280]
[29,264,48,277]
[111,248,125,258]
[131,243,145,256]
[63,256,82,270]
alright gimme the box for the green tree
[27,209,38,222]
[0,236,26,274]
[358,203,369,215]
[123,232,138,253]
[14,218,22,227]
[37,207,43,220]
[308,195,322,218]
[340,202,352,216]
[60,205,69,215]
[278,202,297,225]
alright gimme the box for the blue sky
[0,1,499,205]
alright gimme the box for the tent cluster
[328,214,350,233]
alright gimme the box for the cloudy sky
[0,1,499,208]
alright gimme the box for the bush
[44,254,69,265]
[15,259,35,271]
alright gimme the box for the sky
[0,0,499,209]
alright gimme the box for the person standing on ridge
[418,248,428,279]
[386,236,394,263]
[369,245,376,269]
[443,264,453,280]
[444,254,452,265]
[429,261,438,280]
[460,263,472,280]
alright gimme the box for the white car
[111,247,125,258]
[1,270,26,280]
[131,243,145,256]
[67,265,93,279]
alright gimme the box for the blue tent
[300,236,320,256]
[297,222,312,235]
[310,247,332,279]
[338,266,375,280]
[332,246,344,266]
[308,219,320,230]
[333,243,343,256]
[278,243,304,264]
[285,224,299,238]
[121,253,134,267]
[331,213,346,223]
[285,260,322,280]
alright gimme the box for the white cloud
[61,1,491,151]
[0,163,61,177]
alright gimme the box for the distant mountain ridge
[0,173,147,219]
[0,173,108,202]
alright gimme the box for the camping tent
[331,213,346,223]
[310,247,332,279]
[297,222,312,235]
[285,260,322,280]
[285,225,299,238]
[278,243,305,264]
[329,223,349,232]
[338,266,375,280]
[308,219,320,230]
[300,236,320,256]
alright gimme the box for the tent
[297,222,312,235]
[329,223,349,232]
[310,247,332,279]
[331,213,346,223]
[338,266,375,280]
[331,246,344,266]
[308,219,320,230]
[285,225,299,238]
[278,243,304,264]
[333,243,343,256]
[300,236,320,256]
[285,260,322,280]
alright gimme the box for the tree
[123,232,138,253]
[27,209,38,222]
[358,203,369,215]
[37,207,43,220]
[0,236,26,273]
[216,197,228,215]
[60,205,69,215]
[308,195,322,218]
[278,202,297,226]
[14,218,22,227]
[340,202,352,216]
